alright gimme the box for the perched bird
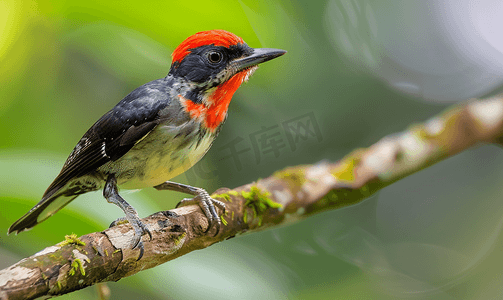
[8,30,286,256]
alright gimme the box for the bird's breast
[101,120,216,189]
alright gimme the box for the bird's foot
[176,189,226,236]
[154,181,226,235]
[109,215,152,260]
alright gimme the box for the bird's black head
[168,30,286,104]
[166,30,286,132]
[169,43,253,85]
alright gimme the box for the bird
[8,30,286,257]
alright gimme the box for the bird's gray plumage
[8,76,217,234]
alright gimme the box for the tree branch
[2,96,503,300]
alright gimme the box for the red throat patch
[179,70,249,131]
[172,30,245,64]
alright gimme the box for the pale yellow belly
[100,123,215,189]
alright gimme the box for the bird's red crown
[172,30,245,63]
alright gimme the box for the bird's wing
[8,83,173,234]
[43,82,171,199]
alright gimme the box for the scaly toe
[174,190,225,235]
[130,231,142,250]
[211,198,226,211]
[129,218,151,251]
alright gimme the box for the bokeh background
[2,0,503,299]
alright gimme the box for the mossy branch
[2,95,503,300]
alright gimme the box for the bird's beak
[233,48,287,71]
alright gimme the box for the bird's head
[168,30,286,131]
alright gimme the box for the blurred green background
[3,0,503,299]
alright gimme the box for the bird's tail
[8,191,79,235]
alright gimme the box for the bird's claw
[176,191,226,236]
[130,218,152,247]
[109,216,152,260]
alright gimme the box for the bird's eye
[207,51,223,64]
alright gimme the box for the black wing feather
[43,80,171,198]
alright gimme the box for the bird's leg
[154,181,226,235]
[104,174,152,259]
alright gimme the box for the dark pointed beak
[233,48,287,71]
